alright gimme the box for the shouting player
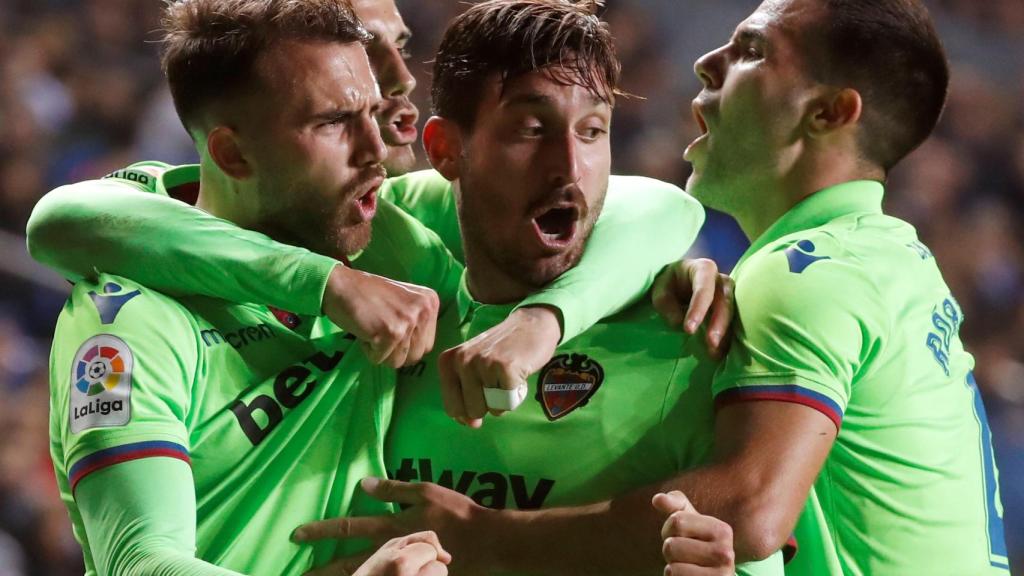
[293,2,774,575]
[656,0,1008,573]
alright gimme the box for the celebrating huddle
[28,0,1007,575]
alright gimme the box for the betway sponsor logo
[201,323,275,350]
[391,458,554,510]
[230,348,346,445]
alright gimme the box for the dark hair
[805,0,949,171]
[431,0,621,129]
[161,0,372,135]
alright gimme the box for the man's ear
[423,116,463,181]
[807,88,862,138]
[207,125,252,179]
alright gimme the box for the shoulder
[735,227,891,341]
[55,274,198,347]
[380,169,451,201]
[606,175,704,222]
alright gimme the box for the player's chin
[334,221,373,256]
[383,145,417,177]
[522,248,585,288]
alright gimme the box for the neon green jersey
[49,274,393,576]
[714,181,1008,575]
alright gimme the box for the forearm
[27,182,336,315]
[490,464,783,574]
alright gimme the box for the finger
[438,350,467,421]
[292,515,396,542]
[705,276,735,357]
[360,340,386,366]
[663,511,732,542]
[458,355,488,425]
[420,291,439,356]
[361,477,428,507]
[396,542,442,569]
[417,561,449,576]
[683,260,717,334]
[663,536,735,568]
[400,531,452,564]
[652,266,687,328]
[653,491,696,516]
[664,564,730,576]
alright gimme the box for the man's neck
[735,153,883,241]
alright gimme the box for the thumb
[361,477,425,506]
[652,490,697,516]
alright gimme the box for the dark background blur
[0,0,1021,573]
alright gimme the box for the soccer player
[654,0,1008,573]
[291,2,776,575]
[33,1,698,575]
[43,2,452,574]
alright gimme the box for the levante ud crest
[536,353,604,421]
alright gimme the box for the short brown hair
[161,0,372,135]
[805,0,949,171]
[431,0,621,130]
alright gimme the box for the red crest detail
[536,353,604,421]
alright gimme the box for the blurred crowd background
[0,0,1021,573]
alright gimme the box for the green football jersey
[385,275,782,576]
[50,274,393,575]
[714,181,1008,575]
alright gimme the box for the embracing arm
[77,458,246,576]
[27,180,336,316]
[489,401,834,572]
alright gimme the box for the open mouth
[380,103,419,146]
[532,205,580,248]
[684,100,711,161]
[353,178,382,221]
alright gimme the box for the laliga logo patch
[70,335,133,433]
[536,353,604,421]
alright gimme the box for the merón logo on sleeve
[535,353,604,421]
[70,335,133,433]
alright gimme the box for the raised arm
[27,177,335,316]
[27,168,447,368]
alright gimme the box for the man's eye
[399,47,412,60]
[580,127,608,141]
[518,125,543,137]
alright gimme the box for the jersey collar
[737,180,884,269]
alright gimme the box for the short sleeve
[713,233,887,429]
[51,274,200,493]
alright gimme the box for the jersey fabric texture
[385,274,782,576]
[50,274,393,575]
[713,181,1008,575]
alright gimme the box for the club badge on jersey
[69,335,133,433]
[536,353,604,421]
